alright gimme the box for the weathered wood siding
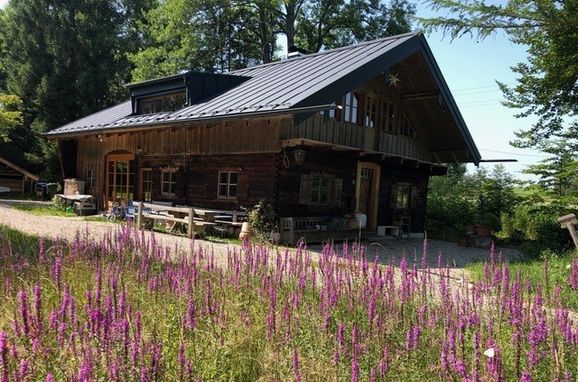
[74,117,289,205]
[135,153,279,210]
[0,162,24,193]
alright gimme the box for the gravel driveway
[0,203,522,272]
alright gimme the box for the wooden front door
[105,153,135,207]
[356,162,381,232]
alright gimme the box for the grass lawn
[12,203,76,217]
[466,249,578,309]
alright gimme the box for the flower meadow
[0,225,578,381]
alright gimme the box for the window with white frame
[217,171,238,199]
[161,168,177,196]
[343,92,360,124]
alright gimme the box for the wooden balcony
[281,114,432,162]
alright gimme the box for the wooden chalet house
[47,32,480,237]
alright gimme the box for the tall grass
[0,225,577,381]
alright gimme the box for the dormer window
[136,91,186,114]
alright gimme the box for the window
[399,112,416,138]
[392,183,411,209]
[365,96,378,128]
[137,91,186,114]
[343,92,361,125]
[381,100,395,133]
[161,168,177,196]
[218,171,238,199]
[141,168,153,202]
[299,173,342,206]
[311,174,332,204]
[85,168,95,190]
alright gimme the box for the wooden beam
[400,91,439,102]
[558,214,578,250]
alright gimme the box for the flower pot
[239,222,252,240]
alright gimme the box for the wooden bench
[280,216,361,245]
[136,202,202,237]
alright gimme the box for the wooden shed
[0,157,39,194]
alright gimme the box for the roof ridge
[230,31,420,74]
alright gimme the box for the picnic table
[54,194,94,210]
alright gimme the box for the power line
[479,148,550,158]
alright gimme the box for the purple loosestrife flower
[45,373,55,382]
[52,256,62,291]
[292,349,301,382]
[17,289,31,338]
[0,332,8,382]
[405,326,421,351]
[569,259,578,290]
[379,346,388,377]
[34,284,42,333]
[520,371,532,382]
[351,358,360,382]
[17,358,29,380]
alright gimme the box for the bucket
[239,222,252,241]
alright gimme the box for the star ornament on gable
[388,72,401,87]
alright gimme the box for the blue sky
[0,0,546,179]
[413,1,547,179]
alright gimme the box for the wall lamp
[293,148,306,165]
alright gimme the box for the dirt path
[0,203,522,277]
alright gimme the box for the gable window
[381,101,395,133]
[365,96,378,128]
[137,91,186,114]
[218,171,238,199]
[299,173,343,206]
[161,168,177,196]
[399,112,416,138]
[392,183,411,209]
[343,92,361,125]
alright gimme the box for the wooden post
[187,207,194,238]
[558,214,578,250]
[136,202,143,230]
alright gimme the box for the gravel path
[0,204,522,273]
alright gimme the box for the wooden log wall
[73,116,289,206]
[277,150,358,218]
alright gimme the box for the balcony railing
[283,114,432,162]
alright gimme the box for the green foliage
[467,249,578,310]
[245,200,278,241]
[427,164,518,239]
[419,0,578,148]
[0,93,22,142]
[0,0,155,178]
[12,204,76,217]
[500,202,574,252]
[130,0,415,80]
[522,140,578,200]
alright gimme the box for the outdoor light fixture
[293,149,306,165]
[97,134,104,143]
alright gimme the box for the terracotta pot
[239,222,252,240]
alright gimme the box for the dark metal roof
[47,32,416,135]
[45,31,480,163]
